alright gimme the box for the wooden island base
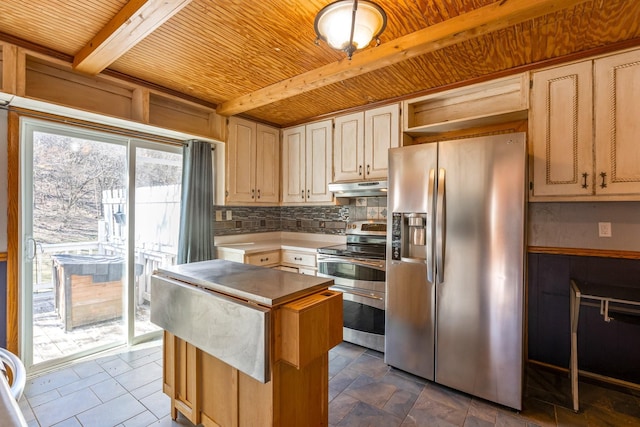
[162,288,342,427]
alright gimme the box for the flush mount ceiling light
[314,0,387,60]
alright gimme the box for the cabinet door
[164,332,200,424]
[530,62,593,196]
[282,125,306,203]
[305,120,334,203]
[594,49,640,195]
[256,124,280,203]
[227,117,257,203]
[365,104,399,180]
[334,112,364,182]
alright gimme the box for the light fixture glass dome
[314,1,387,59]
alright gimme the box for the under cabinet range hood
[328,180,388,197]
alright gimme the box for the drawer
[276,290,342,368]
[245,250,281,267]
[281,251,316,268]
[274,266,298,273]
[298,268,316,276]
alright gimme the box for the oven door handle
[330,285,384,301]
[317,256,385,270]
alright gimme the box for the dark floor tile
[518,397,556,427]
[348,353,391,379]
[607,391,640,419]
[344,374,397,408]
[337,401,403,427]
[467,398,499,424]
[330,342,367,360]
[419,383,472,413]
[330,367,361,398]
[365,348,385,360]
[329,392,360,425]
[495,411,528,427]
[464,415,495,427]
[405,387,468,427]
[583,401,640,426]
[330,354,355,378]
[382,369,427,396]
[383,389,419,420]
[555,405,588,427]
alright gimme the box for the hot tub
[51,254,124,331]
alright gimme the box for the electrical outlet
[215,210,222,221]
[227,210,233,220]
[598,222,612,237]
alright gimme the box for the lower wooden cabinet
[163,290,342,427]
[162,331,200,424]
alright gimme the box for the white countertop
[215,232,345,255]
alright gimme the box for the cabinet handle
[367,164,370,175]
[307,189,310,198]
[261,257,269,262]
[301,190,304,199]
[600,172,607,189]
[581,173,589,189]
[359,165,362,176]
[294,257,302,261]
[251,189,255,199]
[257,189,261,199]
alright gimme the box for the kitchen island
[150,259,341,427]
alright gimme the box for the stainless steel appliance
[385,133,526,410]
[317,220,386,352]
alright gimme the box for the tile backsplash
[214,196,387,236]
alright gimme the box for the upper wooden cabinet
[282,120,333,204]
[403,74,529,136]
[334,104,399,182]
[530,61,593,197]
[226,117,279,204]
[530,49,640,200]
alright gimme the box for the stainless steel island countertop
[156,259,333,307]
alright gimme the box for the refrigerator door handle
[426,169,435,283]
[436,168,446,281]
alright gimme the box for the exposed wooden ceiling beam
[73,0,192,75]
[216,0,591,117]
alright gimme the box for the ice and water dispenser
[391,212,427,261]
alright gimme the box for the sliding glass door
[20,119,182,371]
[131,143,183,338]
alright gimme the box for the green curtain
[177,140,214,264]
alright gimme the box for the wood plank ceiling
[1,0,640,127]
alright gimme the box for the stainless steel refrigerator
[385,133,525,410]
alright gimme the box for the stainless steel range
[317,220,386,352]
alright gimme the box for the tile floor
[17,339,640,427]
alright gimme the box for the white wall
[528,202,640,251]
[0,109,7,252]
